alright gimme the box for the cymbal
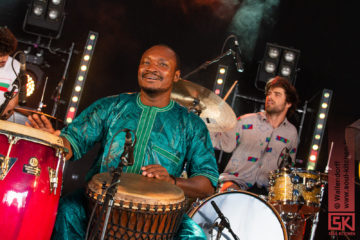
[171,79,237,132]
[14,106,62,122]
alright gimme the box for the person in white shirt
[0,26,20,120]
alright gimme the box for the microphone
[210,201,230,229]
[278,147,291,169]
[18,52,27,105]
[121,129,134,166]
[232,37,244,73]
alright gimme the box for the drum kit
[0,79,328,240]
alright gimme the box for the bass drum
[188,190,287,240]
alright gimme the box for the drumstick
[223,80,238,101]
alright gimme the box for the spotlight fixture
[213,65,229,96]
[255,43,300,87]
[307,89,332,170]
[64,31,98,124]
[23,0,67,38]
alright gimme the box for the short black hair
[149,44,181,71]
[0,26,18,56]
[265,76,299,116]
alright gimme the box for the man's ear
[174,70,180,83]
[285,102,292,111]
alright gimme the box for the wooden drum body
[87,172,186,240]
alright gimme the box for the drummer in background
[0,26,19,120]
[211,76,299,195]
[26,44,219,240]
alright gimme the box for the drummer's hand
[25,114,61,136]
[218,181,241,193]
[141,164,174,184]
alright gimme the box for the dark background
[1,0,359,239]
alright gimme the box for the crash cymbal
[14,106,62,122]
[171,79,237,132]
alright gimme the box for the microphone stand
[183,49,234,79]
[211,201,240,240]
[0,83,18,119]
[51,42,74,117]
[88,129,135,240]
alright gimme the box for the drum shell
[268,168,322,215]
[87,172,186,240]
[0,131,64,240]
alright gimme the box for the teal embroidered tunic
[61,93,219,185]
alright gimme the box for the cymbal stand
[51,42,74,117]
[37,76,48,112]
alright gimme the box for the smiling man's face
[138,45,179,95]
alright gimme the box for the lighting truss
[213,65,229,97]
[64,31,98,124]
[307,89,333,170]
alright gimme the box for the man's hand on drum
[25,114,61,136]
[218,181,242,193]
[141,165,175,184]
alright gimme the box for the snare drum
[0,120,65,240]
[188,190,288,240]
[87,172,186,239]
[268,168,323,215]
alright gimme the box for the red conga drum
[87,172,186,240]
[0,120,66,240]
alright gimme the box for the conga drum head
[87,172,186,239]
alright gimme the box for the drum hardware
[0,135,19,180]
[210,200,240,240]
[48,152,65,194]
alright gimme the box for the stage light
[268,47,280,58]
[213,64,228,96]
[23,0,67,39]
[65,31,98,124]
[284,51,295,62]
[22,63,45,100]
[255,43,300,88]
[307,89,333,170]
[265,62,276,73]
[52,0,62,5]
[280,65,291,76]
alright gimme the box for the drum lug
[0,136,19,180]
[48,167,58,194]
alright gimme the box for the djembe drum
[87,172,186,240]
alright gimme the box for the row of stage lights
[64,31,98,124]
[307,89,333,170]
